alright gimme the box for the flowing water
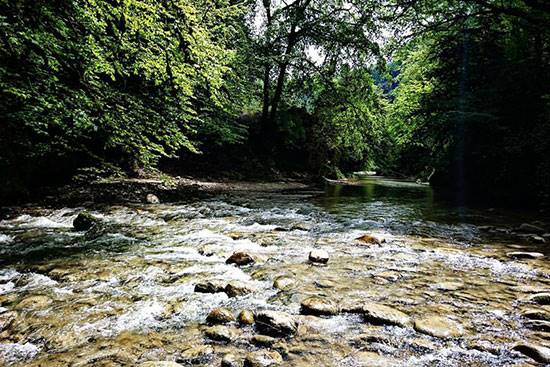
[0,177,549,366]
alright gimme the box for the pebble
[238,310,255,325]
[146,194,160,204]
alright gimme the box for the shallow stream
[1,177,549,366]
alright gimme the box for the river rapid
[1,177,549,366]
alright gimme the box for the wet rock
[314,279,335,289]
[524,319,550,332]
[226,252,255,266]
[198,246,215,257]
[207,308,235,324]
[355,234,383,245]
[146,194,160,204]
[414,316,464,338]
[238,310,255,325]
[528,293,550,305]
[530,235,546,244]
[221,353,240,367]
[507,252,544,260]
[362,303,412,328]
[308,249,329,264]
[273,276,294,290]
[513,343,550,363]
[521,309,550,321]
[340,300,364,314]
[0,311,17,332]
[179,345,214,364]
[244,350,283,367]
[251,334,277,347]
[140,362,183,367]
[433,282,464,291]
[194,281,226,294]
[300,297,338,316]
[14,295,53,310]
[204,325,235,342]
[73,211,100,231]
[225,281,254,298]
[517,223,546,235]
[255,310,298,337]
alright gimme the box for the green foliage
[0,0,246,175]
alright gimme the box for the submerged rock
[73,211,100,231]
[238,310,255,325]
[244,350,283,367]
[255,310,298,337]
[507,252,544,259]
[517,223,546,235]
[273,276,294,290]
[146,194,160,204]
[204,325,235,342]
[352,351,400,367]
[225,281,254,298]
[226,252,255,266]
[300,297,338,316]
[362,303,412,328]
[178,345,214,364]
[14,295,53,310]
[513,343,550,363]
[308,249,329,264]
[414,316,464,338]
[194,281,226,294]
[206,308,235,324]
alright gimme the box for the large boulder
[255,310,298,337]
[362,303,412,328]
[300,297,338,316]
[73,211,100,231]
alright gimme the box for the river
[0,177,549,366]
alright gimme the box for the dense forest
[1,0,549,205]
